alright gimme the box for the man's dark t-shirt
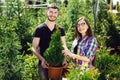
[33,23,65,57]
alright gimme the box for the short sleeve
[33,27,42,37]
[59,27,65,36]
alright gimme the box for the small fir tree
[44,27,64,67]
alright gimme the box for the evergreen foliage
[21,55,38,80]
[44,27,64,67]
[0,15,22,80]
[96,0,120,54]
[95,46,120,80]
[66,63,100,80]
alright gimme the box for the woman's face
[77,19,88,36]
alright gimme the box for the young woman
[63,17,98,71]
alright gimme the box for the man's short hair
[47,3,59,10]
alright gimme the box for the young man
[32,3,68,80]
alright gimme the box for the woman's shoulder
[72,38,78,43]
[87,36,98,42]
[88,36,97,40]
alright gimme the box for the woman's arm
[62,50,90,62]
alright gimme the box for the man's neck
[45,19,56,27]
[45,19,56,31]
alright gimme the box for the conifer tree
[44,27,64,67]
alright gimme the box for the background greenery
[0,0,120,80]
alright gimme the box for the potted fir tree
[44,27,65,80]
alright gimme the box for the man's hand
[62,50,71,57]
[41,59,48,68]
[62,59,68,68]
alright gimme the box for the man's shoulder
[58,26,65,32]
[56,24,64,30]
[55,24,65,36]
[56,24,63,28]
[36,23,46,29]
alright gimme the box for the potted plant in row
[44,27,65,80]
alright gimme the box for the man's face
[46,8,58,22]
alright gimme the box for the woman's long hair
[75,17,94,39]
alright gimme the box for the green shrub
[44,27,64,67]
[95,46,120,80]
[66,63,100,80]
[21,55,38,80]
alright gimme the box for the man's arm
[32,37,48,68]
[61,36,68,50]
[61,36,68,68]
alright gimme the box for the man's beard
[47,17,57,22]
